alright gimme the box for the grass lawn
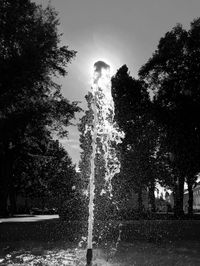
[0,216,200,265]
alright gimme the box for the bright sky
[35,0,200,166]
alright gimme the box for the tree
[111,65,158,213]
[139,20,200,216]
[14,140,77,211]
[0,0,80,216]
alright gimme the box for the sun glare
[88,55,116,86]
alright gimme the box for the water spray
[86,61,124,265]
[86,70,98,265]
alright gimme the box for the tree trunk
[137,188,143,214]
[0,147,14,217]
[187,180,193,216]
[173,184,178,215]
[0,188,9,217]
[148,180,156,212]
[0,154,10,216]
[9,185,17,215]
[179,176,184,212]
[174,176,184,218]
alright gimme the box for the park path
[0,215,59,223]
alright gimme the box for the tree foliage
[14,140,77,209]
[139,19,200,216]
[111,65,158,213]
[0,0,80,216]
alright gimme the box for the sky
[35,0,200,166]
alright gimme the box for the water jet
[86,61,124,265]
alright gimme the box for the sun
[80,42,123,89]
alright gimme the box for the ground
[0,215,200,265]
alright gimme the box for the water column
[86,61,110,265]
[86,81,98,265]
[86,61,124,265]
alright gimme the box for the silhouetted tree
[15,140,77,211]
[139,20,200,217]
[112,65,158,213]
[0,0,80,216]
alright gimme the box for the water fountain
[86,61,124,265]
[1,60,198,265]
[0,61,125,266]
